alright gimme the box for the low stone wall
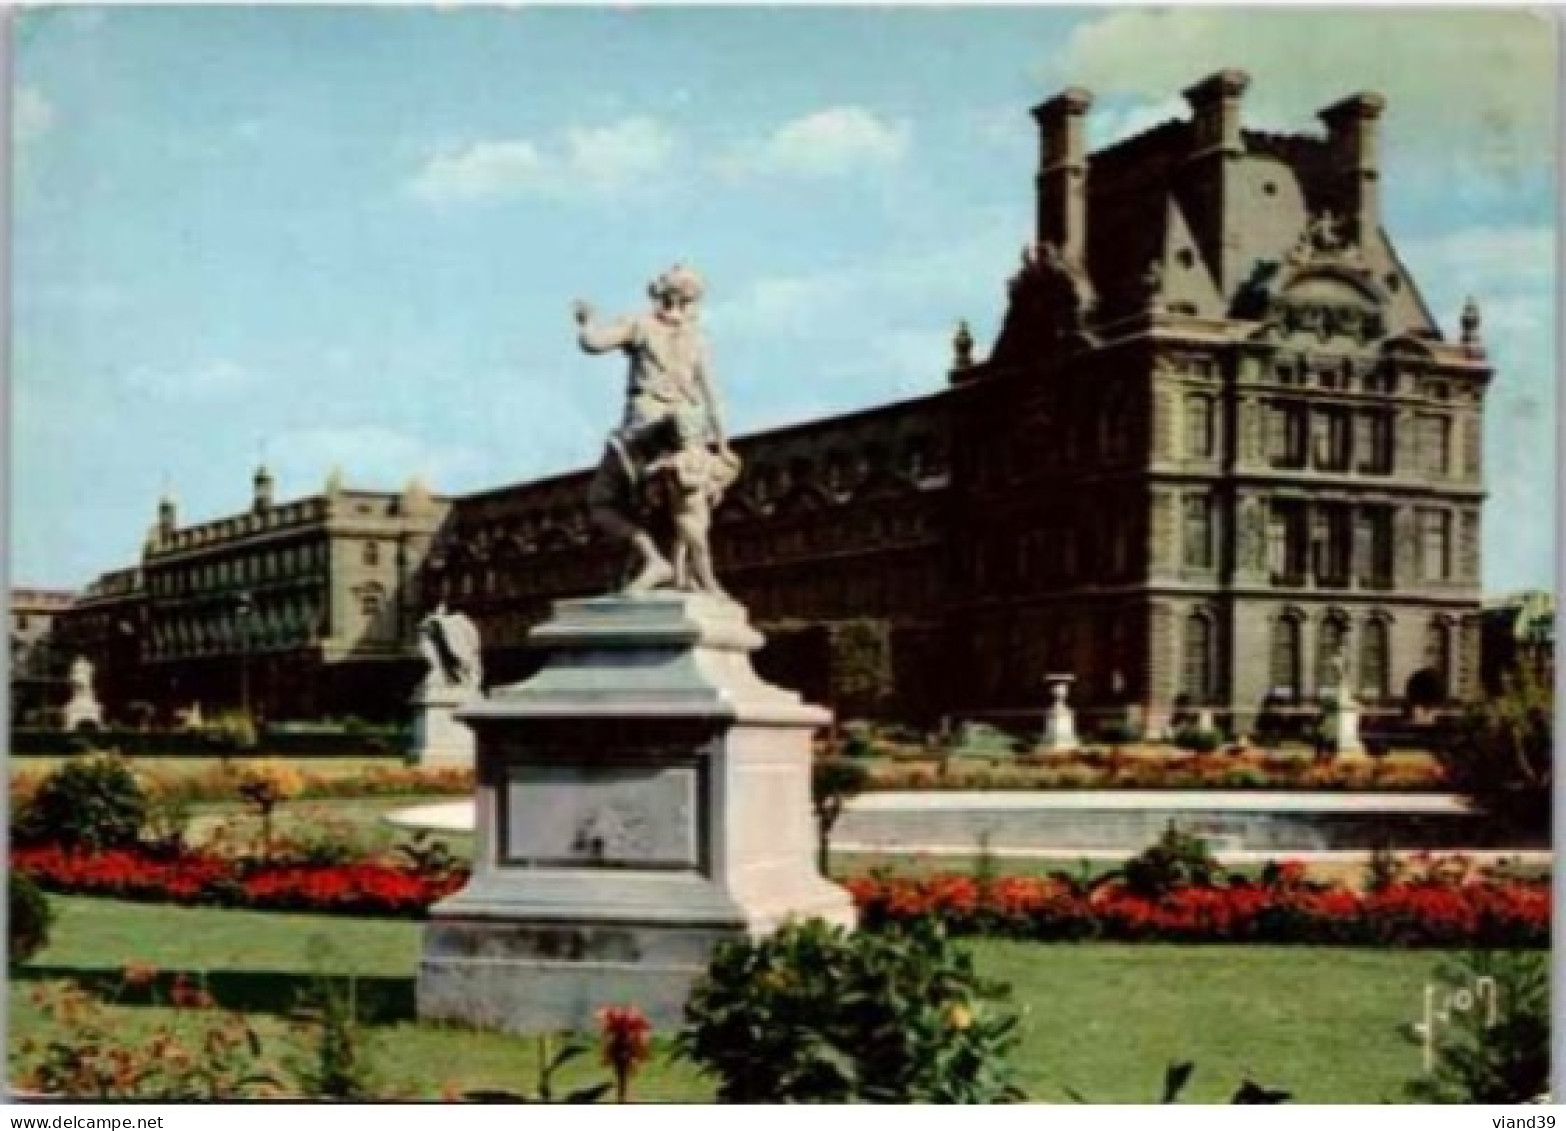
[835,792,1537,854]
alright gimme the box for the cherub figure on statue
[573,264,742,598]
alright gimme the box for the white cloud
[123,360,257,400]
[1058,9,1556,170]
[268,424,487,493]
[16,87,55,147]
[722,107,910,179]
[710,237,1012,337]
[408,117,675,203]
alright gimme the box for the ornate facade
[54,468,448,722]
[51,72,1490,733]
[9,587,79,723]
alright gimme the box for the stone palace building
[47,71,1490,734]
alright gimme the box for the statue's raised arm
[573,301,638,355]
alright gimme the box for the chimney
[1031,87,1093,263]
[1318,92,1386,245]
[1180,69,1251,294]
[1183,69,1250,156]
[253,465,274,513]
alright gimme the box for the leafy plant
[1437,661,1552,838]
[234,760,306,861]
[1064,1061,1292,1104]
[290,973,376,1099]
[9,872,54,966]
[396,830,463,880]
[1118,825,1223,900]
[1404,950,1550,1104]
[13,754,149,851]
[1172,727,1222,754]
[17,973,283,1099]
[460,1035,613,1104]
[679,917,1025,1103]
[811,757,870,873]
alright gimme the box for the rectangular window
[1268,403,1308,468]
[1268,502,1307,583]
[1420,414,1452,477]
[1356,410,1393,475]
[1313,408,1352,471]
[1183,495,1213,570]
[1420,509,1453,582]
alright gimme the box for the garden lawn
[10,896,1461,1102]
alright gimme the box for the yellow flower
[946,1004,973,1031]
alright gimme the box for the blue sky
[13,6,1558,594]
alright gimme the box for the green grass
[10,895,1459,1102]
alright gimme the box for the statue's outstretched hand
[572,300,594,326]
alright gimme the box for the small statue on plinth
[1042,673,1079,753]
[417,603,483,697]
[409,604,482,766]
[62,655,103,730]
[575,264,742,598]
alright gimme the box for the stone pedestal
[61,690,103,731]
[1325,692,1365,756]
[408,686,477,767]
[1041,674,1079,753]
[417,593,855,1034]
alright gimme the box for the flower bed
[17,842,1547,946]
[11,762,474,808]
[846,872,1550,948]
[12,845,466,919]
[860,749,1448,793]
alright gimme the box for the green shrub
[18,755,149,851]
[9,873,54,966]
[1097,720,1141,746]
[812,757,870,873]
[1436,661,1551,839]
[1172,727,1222,754]
[1119,825,1222,900]
[1404,950,1550,1103]
[679,917,1024,1103]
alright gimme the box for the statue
[417,604,483,696]
[574,264,741,597]
[69,656,94,696]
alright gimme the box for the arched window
[1181,612,1215,703]
[1425,619,1454,693]
[1270,614,1303,699]
[1316,615,1349,695]
[1360,618,1390,702]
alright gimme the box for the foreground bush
[13,755,148,851]
[679,917,1023,1103]
[9,873,54,966]
[1405,950,1551,1103]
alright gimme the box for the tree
[1436,659,1551,838]
[810,757,870,874]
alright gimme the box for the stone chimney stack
[1031,87,1093,263]
[1183,69,1250,156]
[1318,92,1386,245]
[253,464,274,513]
[1180,69,1251,293]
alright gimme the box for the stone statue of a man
[574,265,740,596]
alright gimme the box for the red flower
[597,1004,653,1103]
